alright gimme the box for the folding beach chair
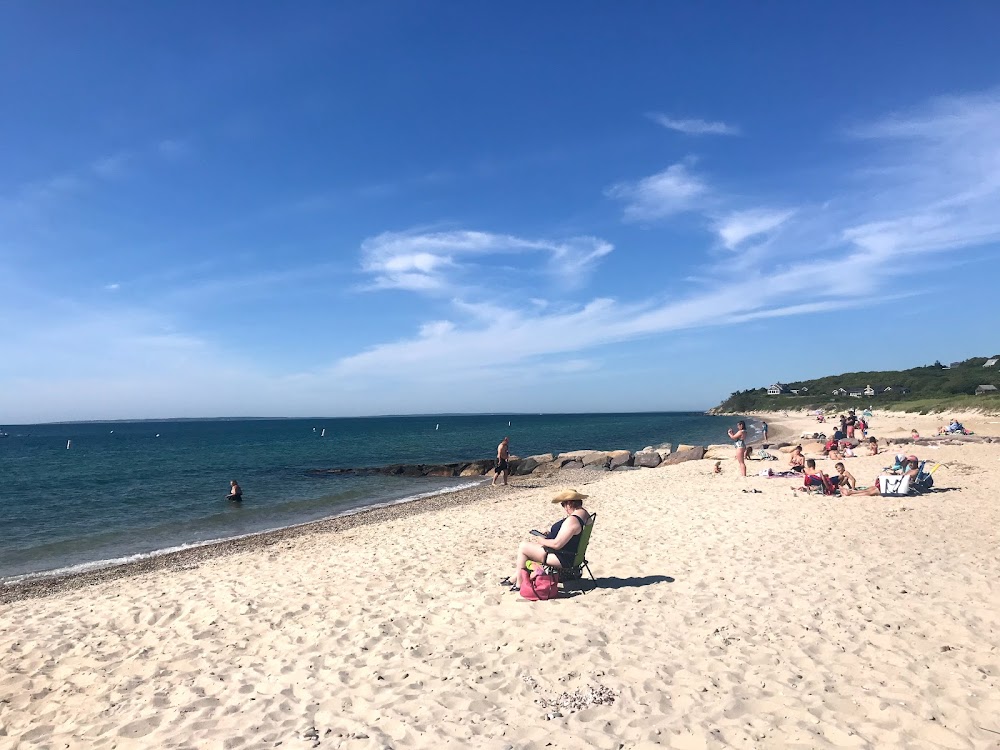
[910,461,940,494]
[557,512,597,584]
[526,513,597,587]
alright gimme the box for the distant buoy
[66,440,72,449]
[435,424,439,431]
[155,433,160,438]
[508,421,511,427]
[312,427,316,432]
[110,430,114,434]
[321,428,326,437]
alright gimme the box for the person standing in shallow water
[227,480,243,501]
[492,436,510,487]
[727,421,747,477]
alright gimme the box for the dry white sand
[2,411,999,749]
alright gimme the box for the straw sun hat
[550,489,589,504]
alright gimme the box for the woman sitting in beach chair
[499,489,591,591]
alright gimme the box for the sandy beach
[3,410,1000,749]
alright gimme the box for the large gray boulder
[703,444,733,461]
[532,460,564,475]
[608,450,633,470]
[634,451,662,468]
[459,460,492,476]
[555,450,593,464]
[561,460,584,470]
[582,451,611,469]
[660,446,706,465]
[514,453,555,475]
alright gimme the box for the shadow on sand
[561,574,674,596]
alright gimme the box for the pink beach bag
[519,568,559,601]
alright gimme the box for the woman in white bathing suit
[727,420,747,477]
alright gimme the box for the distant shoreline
[2,410,713,427]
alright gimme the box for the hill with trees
[710,355,1000,414]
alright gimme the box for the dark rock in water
[561,460,584,470]
[460,460,492,476]
[660,446,706,465]
[634,451,662,468]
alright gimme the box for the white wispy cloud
[360,230,612,293]
[332,90,1000,384]
[5,89,1000,421]
[606,162,708,222]
[714,208,795,249]
[104,283,121,291]
[649,114,740,136]
[91,152,131,179]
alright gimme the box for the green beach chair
[528,513,597,585]
[560,512,597,584]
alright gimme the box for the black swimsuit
[544,515,586,567]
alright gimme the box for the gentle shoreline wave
[1,478,486,587]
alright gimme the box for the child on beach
[713,461,722,474]
[794,459,829,493]
[911,429,920,440]
[867,437,879,455]
[789,445,805,472]
[833,462,856,490]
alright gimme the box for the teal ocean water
[0,413,745,580]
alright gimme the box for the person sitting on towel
[788,445,805,472]
[794,459,828,492]
[833,462,856,490]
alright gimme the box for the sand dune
[2,411,999,749]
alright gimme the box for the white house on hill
[767,383,790,395]
[976,384,998,395]
[984,358,998,368]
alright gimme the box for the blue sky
[2,3,999,422]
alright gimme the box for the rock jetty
[305,443,701,479]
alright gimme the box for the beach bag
[877,474,911,496]
[519,568,559,601]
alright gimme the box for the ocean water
[0,413,742,581]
